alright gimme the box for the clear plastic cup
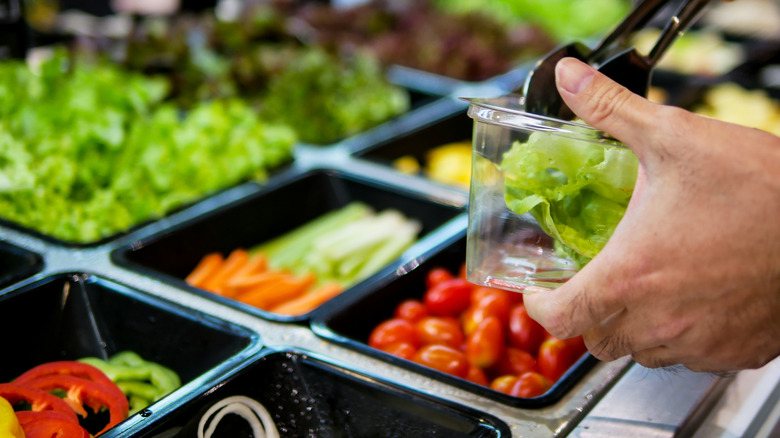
[464,95,637,293]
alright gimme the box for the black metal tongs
[522,0,713,120]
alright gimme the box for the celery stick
[344,219,421,286]
[311,216,379,259]
[254,202,372,267]
[316,211,407,262]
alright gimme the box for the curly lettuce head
[500,130,637,266]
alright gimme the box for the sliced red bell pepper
[23,375,126,436]
[15,361,129,416]
[15,411,90,438]
[0,383,78,423]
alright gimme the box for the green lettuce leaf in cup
[500,130,638,266]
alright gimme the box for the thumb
[555,57,661,160]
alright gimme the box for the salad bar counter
[2,0,780,436]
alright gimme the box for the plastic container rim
[462,95,625,147]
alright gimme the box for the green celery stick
[254,202,372,267]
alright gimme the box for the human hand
[522,57,780,373]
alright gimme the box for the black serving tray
[0,273,261,435]
[352,102,472,175]
[131,349,512,438]
[112,168,468,324]
[311,234,598,409]
[0,172,293,250]
[0,240,43,290]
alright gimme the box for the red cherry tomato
[369,318,420,350]
[394,299,429,322]
[489,375,518,395]
[471,288,513,323]
[494,347,537,376]
[425,267,455,289]
[563,335,588,359]
[538,337,582,383]
[466,365,489,386]
[465,316,505,369]
[460,305,486,337]
[423,278,473,317]
[472,286,518,306]
[412,345,470,378]
[381,342,418,360]
[507,304,547,354]
[415,316,465,349]
[510,371,550,398]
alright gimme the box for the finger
[554,57,667,161]
[523,251,626,340]
[630,346,687,370]
[583,306,682,362]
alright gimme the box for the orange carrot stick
[233,253,268,279]
[220,254,269,298]
[224,269,290,297]
[269,282,344,316]
[185,253,225,288]
[202,249,250,294]
[235,272,316,310]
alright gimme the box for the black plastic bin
[0,241,43,290]
[132,349,512,437]
[112,168,468,323]
[311,234,598,409]
[0,273,260,435]
[353,105,473,170]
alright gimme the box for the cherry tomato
[538,337,581,383]
[381,342,418,360]
[490,375,518,395]
[472,288,520,324]
[507,304,547,354]
[460,305,486,337]
[425,267,455,289]
[465,365,489,386]
[494,347,537,376]
[465,316,505,369]
[563,335,588,359]
[369,318,420,350]
[415,316,465,349]
[412,345,470,379]
[460,304,496,336]
[509,371,550,398]
[423,278,473,317]
[394,299,429,322]
[471,287,519,309]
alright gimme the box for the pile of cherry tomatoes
[367,264,587,398]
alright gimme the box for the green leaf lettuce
[500,130,637,266]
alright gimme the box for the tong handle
[647,0,712,66]
[590,0,670,62]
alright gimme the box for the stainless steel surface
[692,358,780,438]
[570,363,731,437]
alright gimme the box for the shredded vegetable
[197,396,279,438]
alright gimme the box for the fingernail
[556,58,594,94]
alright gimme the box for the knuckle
[631,352,675,369]
[585,330,628,362]
[585,82,634,127]
[540,308,576,340]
